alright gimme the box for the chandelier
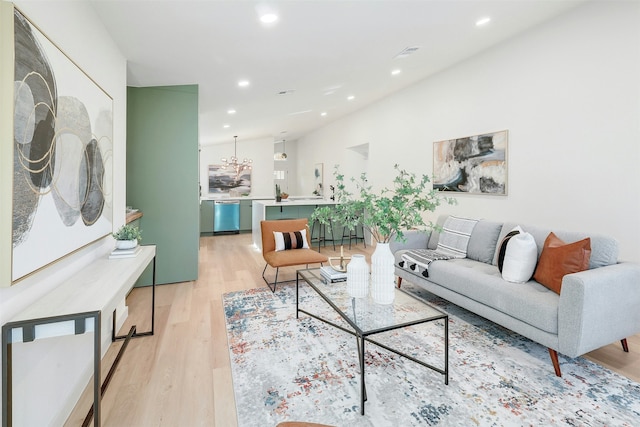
[221,136,252,179]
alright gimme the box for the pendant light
[221,136,252,179]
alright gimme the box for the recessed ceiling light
[238,80,250,87]
[476,17,491,27]
[227,109,236,114]
[347,95,355,101]
[320,112,327,117]
[223,124,230,128]
[260,13,278,24]
[391,69,402,76]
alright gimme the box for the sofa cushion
[467,219,503,264]
[533,232,591,294]
[425,258,559,334]
[427,215,448,250]
[436,216,478,258]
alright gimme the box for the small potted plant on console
[112,224,142,250]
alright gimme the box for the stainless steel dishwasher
[214,200,240,234]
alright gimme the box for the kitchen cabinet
[200,200,214,234]
[239,200,253,231]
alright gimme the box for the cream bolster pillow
[498,226,538,283]
[500,227,538,283]
[274,229,310,251]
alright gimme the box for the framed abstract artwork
[433,130,508,195]
[10,7,114,281]
[208,165,251,194]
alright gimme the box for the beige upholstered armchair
[261,219,328,292]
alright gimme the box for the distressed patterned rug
[223,283,640,426]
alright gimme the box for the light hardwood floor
[65,233,640,426]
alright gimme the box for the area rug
[223,283,640,426]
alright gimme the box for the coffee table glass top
[296,268,447,335]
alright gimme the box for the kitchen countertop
[253,199,336,207]
[201,195,327,202]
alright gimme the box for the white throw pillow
[502,230,538,283]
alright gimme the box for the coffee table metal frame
[296,268,448,415]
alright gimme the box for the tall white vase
[370,242,395,304]
[347,254,369,298]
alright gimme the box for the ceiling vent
[277,89,296,96]
[395,46,420,58]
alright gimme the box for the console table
[1,245,156,427]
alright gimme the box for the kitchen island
[252,199,337,250]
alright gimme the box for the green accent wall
[126,85,199,285]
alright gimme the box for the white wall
[199,136,275,197]
[296,1,640,263]
[0,1,127,424]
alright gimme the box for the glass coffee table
[296,268,449,415]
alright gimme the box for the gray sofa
[391,215,640,377]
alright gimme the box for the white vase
[115,239,137,250]
[370,242,395,304]
[347,254,369,298]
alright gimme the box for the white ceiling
[89,0,585,146]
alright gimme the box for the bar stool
[341,217,366,250]
[310,218,336,252]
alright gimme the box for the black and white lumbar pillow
[274,229,310,251]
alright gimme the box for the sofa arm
[558,262,640,357]
[389,230,431,254]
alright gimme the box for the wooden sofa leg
[396,277,402,288]
[621,338,629,352]
[548,348,562,377]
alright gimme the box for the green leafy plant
[313,164,455,243]
[112,224,142,242]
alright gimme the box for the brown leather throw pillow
[533,232,591,294]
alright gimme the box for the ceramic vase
[346,254,369,298]
[115,239,137,250]
[370,242,395,304]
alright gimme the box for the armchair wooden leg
[396,277,402,288]
[548,348,562,377]
[621,338,629,352]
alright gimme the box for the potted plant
[112,224,142,249]
[314,164,454,303]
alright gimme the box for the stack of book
[320,266,347,283]
[109,245,142,259]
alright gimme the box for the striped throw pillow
[274,229,310,251]
[436,216,478,258]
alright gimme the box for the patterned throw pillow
[273,229,310,251]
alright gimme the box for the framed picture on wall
[433,130,508,195]
[10,7,114,282]
[313,163,323,197]
[208,165,251,194]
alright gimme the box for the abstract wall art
[433,130,508,195]
[11,8,113,281]
[313,163,323,197]
[208,165,251,194]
